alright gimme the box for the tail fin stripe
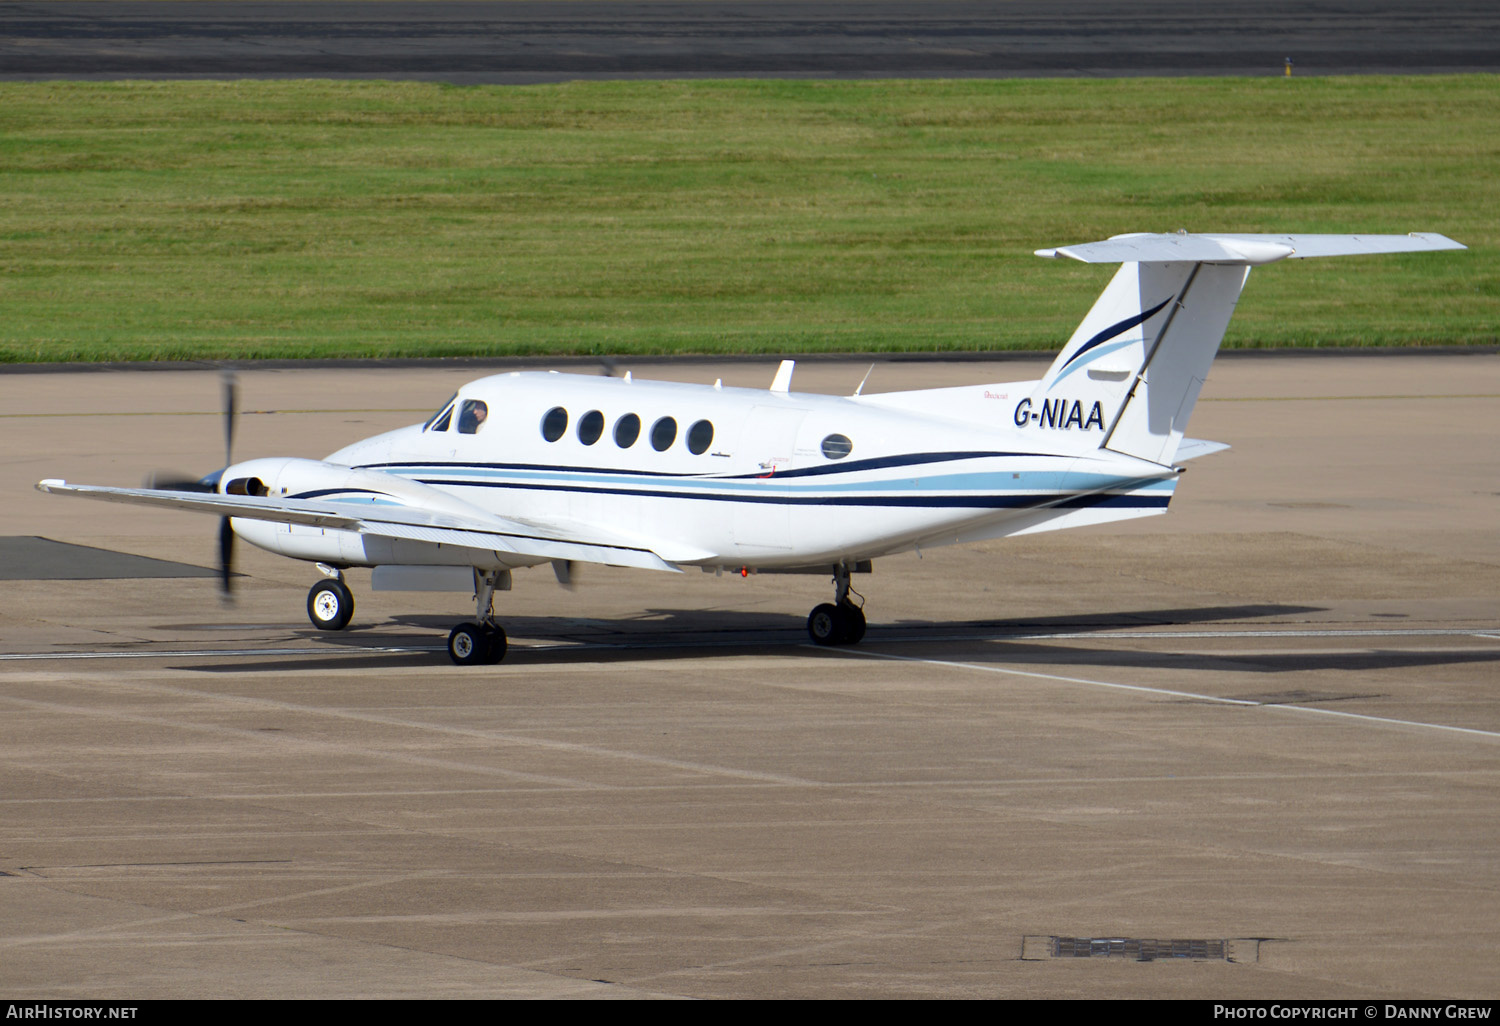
[1053,335,1145,386]
[1058,297,1173,375]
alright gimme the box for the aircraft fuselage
[227,370,1177,572]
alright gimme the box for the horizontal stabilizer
[1174,438,1231,463]
[1027,230,1464,467]
[1037,232,1465,266]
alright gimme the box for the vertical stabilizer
[1024,231,1464,466]
[1100,262,1250,464]
[1018,259,1247,464]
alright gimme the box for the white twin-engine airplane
[39,232,1464,664]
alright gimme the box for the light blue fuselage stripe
[382,465,1173,495]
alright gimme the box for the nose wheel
[307,578,354,631]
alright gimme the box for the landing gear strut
[807,562,866,646]
[448,569,509,666]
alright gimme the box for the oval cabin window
[651,417,678,452]
[577,410,604,446]
[687,419,714,455]
[614,413,641,448]
[821,433,853,460]
[541,407,568,442]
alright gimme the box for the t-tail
[1021,232,1465,465]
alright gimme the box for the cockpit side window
[424,393,457,432]
[457,399,489,435]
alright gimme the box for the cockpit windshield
[423,393,457,432]
[457,399,489,434]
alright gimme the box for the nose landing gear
[307,572,355,631]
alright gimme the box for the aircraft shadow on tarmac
[169,602,1500,677]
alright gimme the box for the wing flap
[359,521,679,572]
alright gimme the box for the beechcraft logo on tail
[1014,397,1105,430]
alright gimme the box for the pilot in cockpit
[456,399,489,434]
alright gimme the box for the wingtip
[1408,232,1468,251]
[36,478,64,493]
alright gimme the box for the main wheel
[808,602,867,646]
[834,601,867,644]
[448,622,490,666]
[807,603,841,645]
[307,579,354,631]
[481,623,508,664]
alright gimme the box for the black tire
[307,579,354,631]
[835,601,867,645]
[482,623,508,664]
[807,603,841,645]
[448,622,490,666]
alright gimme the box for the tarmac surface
[2,354,1498,998]
[3,0,1498,82]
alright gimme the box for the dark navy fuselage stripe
[357,450,1046,481]
[416,477,1170,510]
[291,487,388,500]
[725,451,1036,479]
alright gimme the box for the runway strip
[4,0,1497,80]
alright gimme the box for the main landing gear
[304,565,509,666]
[807,562,866,646]
[447,569,509,666]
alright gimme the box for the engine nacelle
[219,458,512,569]
[220,457,392,503]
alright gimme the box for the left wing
[36,479,694,572]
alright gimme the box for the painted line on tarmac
[832,649,1500,742]
[0,645,443,661]
[989,628,1500,640]
[1204,393,1500,403]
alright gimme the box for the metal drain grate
[1057,937,1223,960]
[1022,936,1259,962]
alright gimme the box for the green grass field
[0,76,1494,363]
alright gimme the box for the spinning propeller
[143,368,239,597]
